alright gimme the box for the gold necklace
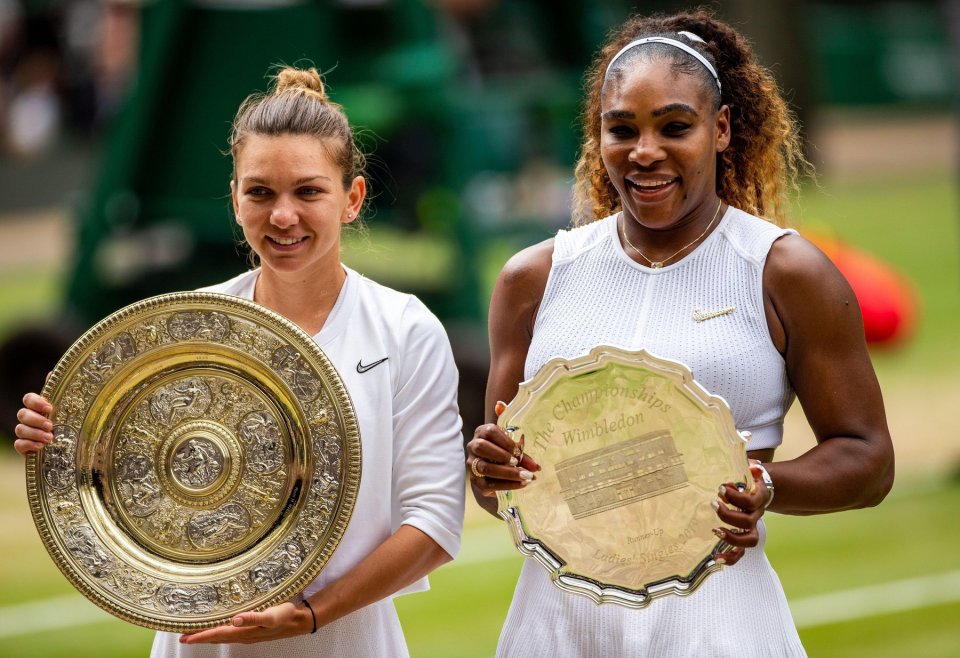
[619,201,723,268]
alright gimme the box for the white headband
[604,35,721,93]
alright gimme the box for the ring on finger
[470,457,485,479]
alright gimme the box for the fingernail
[509,457,518,467]
[712,528,725,539]
[518,469,534,481]
[710,499,720,511]
[718,485,727,499]
[44,421,53,431]
[232,617,243,627]
[495,401,506,415]
[716,556,727,565]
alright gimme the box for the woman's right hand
[14,392,53,456]
[465,401,540,498]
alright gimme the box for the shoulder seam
[720,210,794,268]
[553,217,614,266]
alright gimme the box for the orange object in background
[804,231,918,346]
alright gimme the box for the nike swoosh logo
[356,357,388,373]
[693,307,736,322]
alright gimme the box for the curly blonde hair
[572,8,811,227]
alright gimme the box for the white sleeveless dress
[496,208,807,657]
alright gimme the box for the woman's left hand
[178,601,311,645]
[711,461,771,566]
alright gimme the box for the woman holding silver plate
[15,66,465,657]
[466,9,894,656]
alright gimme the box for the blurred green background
[1,0,958,656]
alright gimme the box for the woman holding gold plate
[15,66,465,657]
[466,9,894,656]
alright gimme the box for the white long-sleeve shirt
[152,266,465,658]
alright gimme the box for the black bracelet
[302,598,317,634]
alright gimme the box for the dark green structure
[1,0,952,438]
[3,0,632,435]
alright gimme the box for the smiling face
[600,58,730,234]
[231,133,365,282]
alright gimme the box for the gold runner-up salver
[25,292,361,631]
[497,346,753,608]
